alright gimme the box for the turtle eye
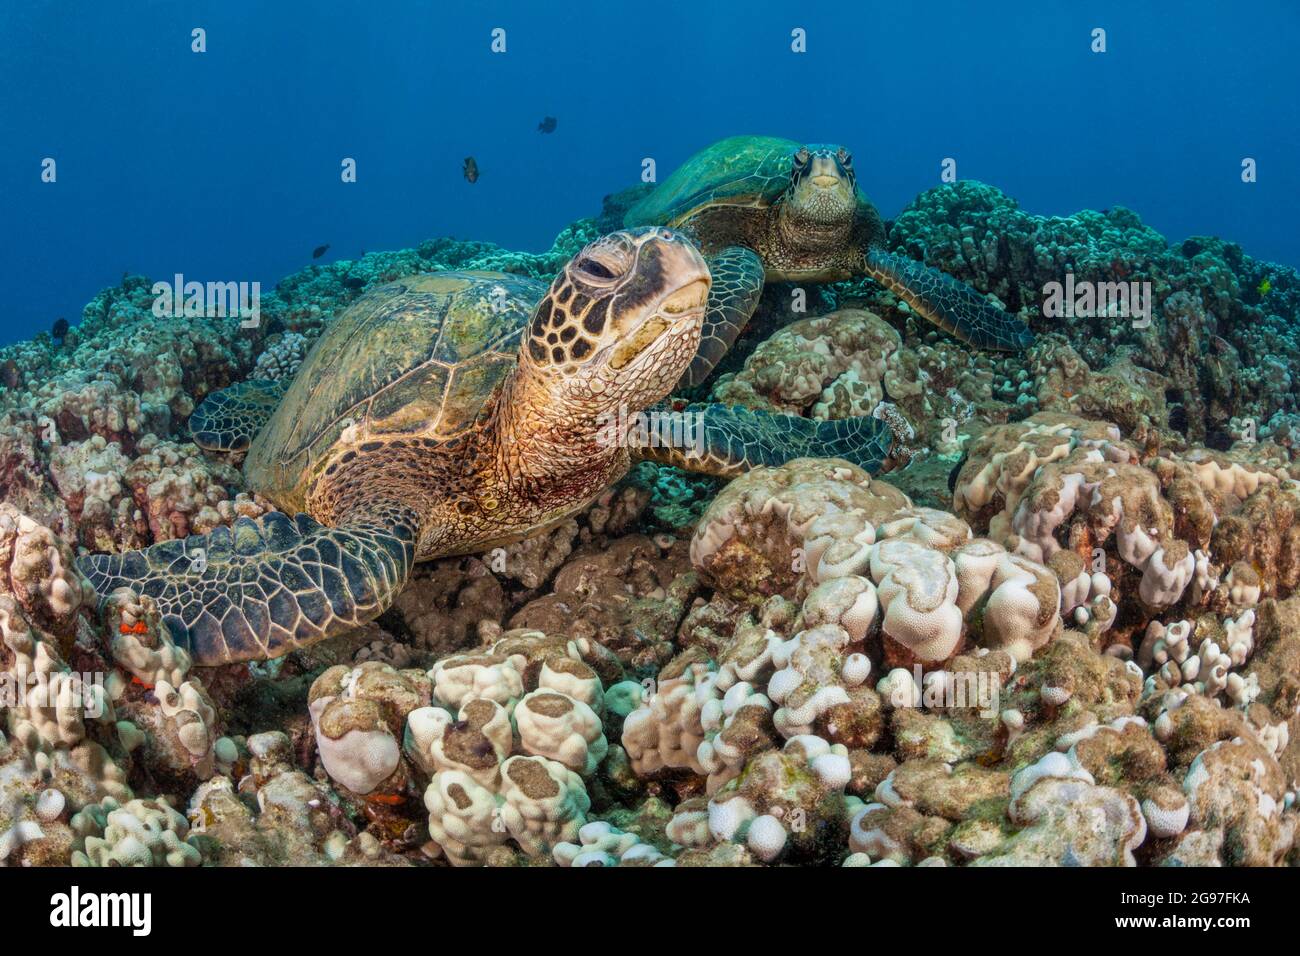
[794,147,810,166]
[578,257,618,280]
[576,235,633,282]
[838,148,852,168]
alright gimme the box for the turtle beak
[807,153,848,191]
[649,230,710,324]
[606,231,709,371]
[660,279,709,320]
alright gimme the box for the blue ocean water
[1,0,1296,347]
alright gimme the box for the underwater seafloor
[2,178,1299,868]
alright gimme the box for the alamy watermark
[0,668,106,719]
[49,886,151,936]
[1042,273,1152,328]
[595,404,705,459]
[152,273,260,328]
[885,664,1002,719]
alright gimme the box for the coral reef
[876,182,1300,449]
[2,185,1299,868]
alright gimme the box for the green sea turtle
[626,135,1034,383]
[78,228,894,665]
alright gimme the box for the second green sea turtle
[626,135,1035,384]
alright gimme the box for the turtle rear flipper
[633,403,895,477]
[679,246,766,389]
[76,511,415,666]
[863,249,1034,351]
[190,379,290,452]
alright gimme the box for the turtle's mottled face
[786,145,858,224]
[524,227,709,409]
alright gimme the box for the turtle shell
[624,135,806,228]
[244,271,547,511]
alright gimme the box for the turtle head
[523,227,709,410]
[784,144,858,225]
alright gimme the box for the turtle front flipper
[633,403,895,477]
[76,511,416,665]
[190,379,290,452]
[863,249,1034,351]
[679,246,766,389]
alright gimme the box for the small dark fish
[1,359,20,389]
[947,450,968,493]
[463,156,479,183]
[537,116,557,134]
[312,244,330,260]
[51,317,69,343]
[341,275,365,290]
